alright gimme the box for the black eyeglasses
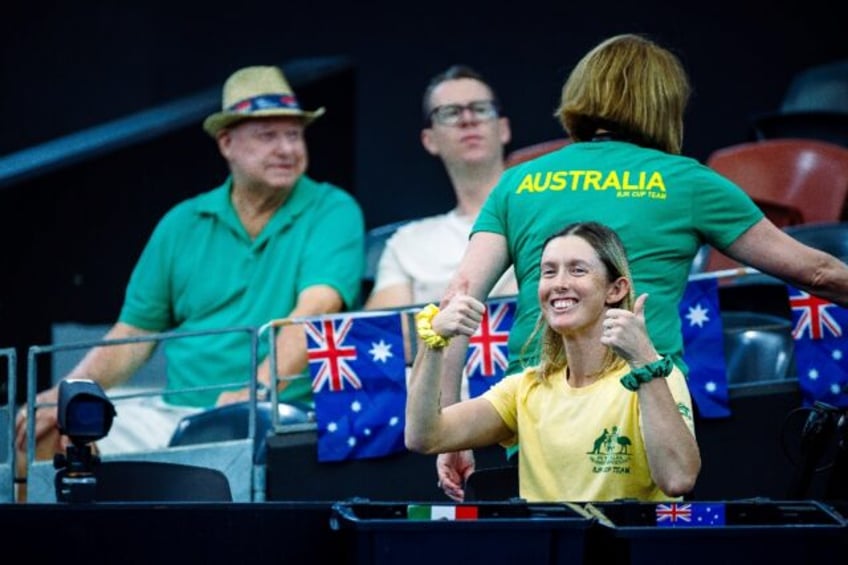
[428,100,500,126]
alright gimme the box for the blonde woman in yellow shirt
[406,221,700,502]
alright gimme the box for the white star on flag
[686,303,710,328]
[369,339,394,362]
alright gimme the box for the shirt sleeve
[118,209,180,331]
[691,163,764,250]
[472,168,515,238]
[297,187,365,309]
[666,366,697,436]
[482,372,523,446]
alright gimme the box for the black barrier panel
[0,503,344,563]
[692,380,835,501]
[2,499,846,564]
[265,429,511,501]
[585,500,847,565]
[330,501,593,565]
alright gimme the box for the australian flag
[679,278,730,418]
[788,286,848,408]
[656,502,726,527]
[305,312,407,462]
[465,297,516,398]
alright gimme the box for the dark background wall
[1,0,846,398]
[4,1,847,222]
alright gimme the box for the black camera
[54,379,117,502]
[57,378,116,446]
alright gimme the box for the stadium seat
[361,219,412,301]
[748,59,848,146]
[784,221,848,263]
[504,138,571,168]
[464,465,519,501]
[707,139,848,226]
[701,139,848,273]
[168,400,313,464]
[82,460,233,502]
[721,311,795,385]
[749,111,848,148]
[780,59,848,114]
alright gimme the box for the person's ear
[606,276,630,305]
[499,116,512,146]
[216,129,232,158]
[421,128,440,156]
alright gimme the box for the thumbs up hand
[432,288,486,339]
[600,293,659,366]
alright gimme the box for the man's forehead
[430,78,492,104]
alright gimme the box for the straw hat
[202,65,325,136]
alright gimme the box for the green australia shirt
[474,140,764,375]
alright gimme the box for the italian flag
[407,504,479,521]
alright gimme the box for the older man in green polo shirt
[16,65,365,462]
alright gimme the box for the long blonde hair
[528,222,635,381]
[555,33,691,155]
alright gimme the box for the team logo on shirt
[514,169,667,200]
[587,425,632,474]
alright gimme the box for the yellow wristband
[415,304,451,350]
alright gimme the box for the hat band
[226,93,303,114]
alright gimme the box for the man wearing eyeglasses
[365,65,517,310]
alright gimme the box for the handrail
[261,307,420,432]
[1,348,16,502]
[0,55,353,190]
[23,325,259,486]
[259,266,770,431]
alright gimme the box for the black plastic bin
[584,499,847,565]
[329,500,594,565]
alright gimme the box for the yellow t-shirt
[483,364,696,502]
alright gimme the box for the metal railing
[1,348,16,502]
[22,325,259,500]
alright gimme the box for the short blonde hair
[556,34,691,154]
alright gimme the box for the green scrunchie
[620,356,673,391]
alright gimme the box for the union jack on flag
[465,297,516,398]
[656,503,692,524]
[306,318,361,392]
[788,286,848,408]
[656,502,726,527]
[789,290,843,340]
[305,312,408,461]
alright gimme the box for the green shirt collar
[196,175,320,245]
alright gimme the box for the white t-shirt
[372,210,516,303]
